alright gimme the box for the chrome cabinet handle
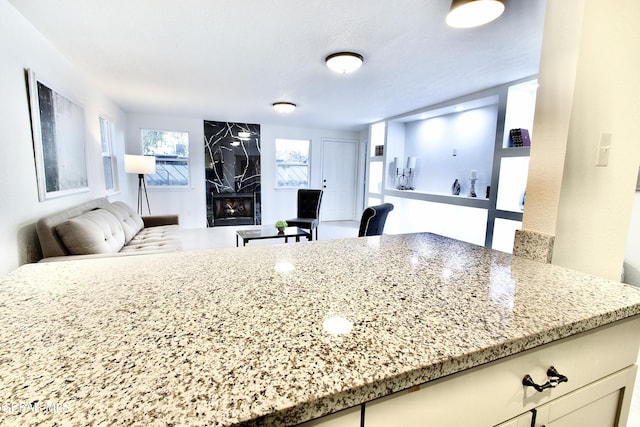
[522,366,568,392]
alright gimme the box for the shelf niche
[368,77,538,252]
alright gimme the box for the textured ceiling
[9,0,547,130]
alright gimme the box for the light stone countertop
[1,232,640,426]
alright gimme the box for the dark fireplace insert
[210,193,256,226]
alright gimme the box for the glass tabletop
[236,226,310,240]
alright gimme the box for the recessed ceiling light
[237,131,251,139]
[446,0,505,28]
[325,52,364,74]
[272,102,297,113]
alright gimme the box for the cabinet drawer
[533,365,637,426]
[365,316,640,427]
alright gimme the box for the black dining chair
[286,189,323,240]
[358,203,394,237]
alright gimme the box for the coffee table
[236,226,311,247]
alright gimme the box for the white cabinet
[362,316,640,427]
[532,366,637,427]
[496,412,534,427]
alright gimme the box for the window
[275,139,310,188]
[99,116,118,192]
[141,129,190,187]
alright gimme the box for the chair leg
[315,227,318,241]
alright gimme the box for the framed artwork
[27,69,88,201]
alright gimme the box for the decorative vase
[277,227,285,233]
[451,179,461,195]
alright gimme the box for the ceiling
[9,0,547,131]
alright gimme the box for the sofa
[36,197,181,262]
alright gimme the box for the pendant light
[446,0,505,28]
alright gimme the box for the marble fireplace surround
[204,120,261,227]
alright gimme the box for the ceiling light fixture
[272,102,297,113]
[325,52,364,74]
[446,0,505,28]
[237,131,251,139]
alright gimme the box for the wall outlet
[595,133,612,167]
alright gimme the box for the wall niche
[204,120,261,227]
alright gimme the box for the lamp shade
[125,154,156,174]
[325,52,364,74]
[446,0,505,28]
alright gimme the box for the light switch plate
[596,133,612,167]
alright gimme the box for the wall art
[27,69,88,201]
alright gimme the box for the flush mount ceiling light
[325,52,364,74]
[446,0,505,28]
[237,131,251,140]
[272,102,297,113]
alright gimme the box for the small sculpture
[452,179,461,195]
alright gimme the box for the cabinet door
[495,411,534,427]
[533,366,637,427]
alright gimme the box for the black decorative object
[509,128,531,147]
[452,179,461,195]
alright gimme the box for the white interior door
[321,139,358,221]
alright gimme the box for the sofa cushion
[120,225,181,253]
[55,209,126,255]
[103,201,144,243]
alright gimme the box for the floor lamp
[124,154,156,215]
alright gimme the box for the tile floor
[179,221,640,426]
[179,220,361,251]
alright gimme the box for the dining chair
[286,189,323,240]
[358,203,394,237]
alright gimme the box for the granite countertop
[1,232,640,426]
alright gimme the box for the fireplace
[204,120,261,227]
[210,193,256,226]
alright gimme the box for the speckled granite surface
[1,232,640,426]
[513,229,555,263]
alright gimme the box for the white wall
[624,192,640,285]
[523,0,640,281]
[125,116,362,228]
[0,0,129,277]
[404,106,497,195]
[550,0,640,281]
[253,124,361,224]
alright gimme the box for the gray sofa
[36,197,181,262]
